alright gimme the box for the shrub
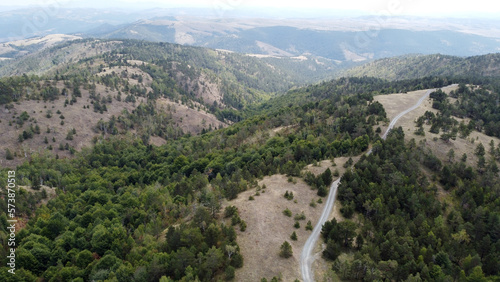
[231,215,241,226]
[317,186,327,197]
[5,148,14,160]
[294,212,306,221]
[224,206,238,218]
[309,199,317,208]
[283,208,292,217]
[305,220,313,231]
[225,266,235,280]
[240,221,247,232]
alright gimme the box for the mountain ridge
[341,53,500,80]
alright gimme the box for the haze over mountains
[1,7,500,63]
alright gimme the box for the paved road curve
[300,87,448,282]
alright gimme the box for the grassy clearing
[374,85,500,168]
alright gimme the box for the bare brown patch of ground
[303,156,359,181]
[127,59,149,66]
[228,174,324,281]
[0,80,145,167]
[374,89,431,135]
[195,73,224,106]
[172,71,224,107]
[303,160,335,176]
[19,185,57,206]
[156,98,227,135]
[243,125,297,147]
[149,136,167,147]
[6,34,81,48]
[229,156,354,281]
[2,40,123,77]
[271,125,294,133]
[0,34,81,57]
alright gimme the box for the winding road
[300,87,446,282]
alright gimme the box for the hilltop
[0,38,340,166]
[342,53,500,80]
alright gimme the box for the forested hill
[1,73,499,280]
[341,53,500,80]
[0,76,395,280]
[0,38,342,166]
[0,38,339,102]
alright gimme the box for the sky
[3,0,500,18]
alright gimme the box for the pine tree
[279,241,293,258]
[475,143,485,157]
[447,149,455,163]
[306,220,313,231]
[5,148,14,160]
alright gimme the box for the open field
[228,174,323,281]
[228,156,354,281]
[374,85,500,167]
[0,34,81,57]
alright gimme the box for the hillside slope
[0,39,339,104]
[0,39,343,166]
[342,53,500,80]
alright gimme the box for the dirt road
[299,86,455,281]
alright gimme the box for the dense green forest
[328,127,500,281]
[323,82,500,280]
[342,53,500,81]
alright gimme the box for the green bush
[283,208,292,217]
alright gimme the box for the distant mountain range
[86,18,500,61]
[2,7,500,63]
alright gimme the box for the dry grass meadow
[227,156,355,281]
[374,85,500,168]
[0,80,146,167]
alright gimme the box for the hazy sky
[5,0,500,18]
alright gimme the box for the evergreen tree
[279,241,293,258]
[5,148,14,160]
